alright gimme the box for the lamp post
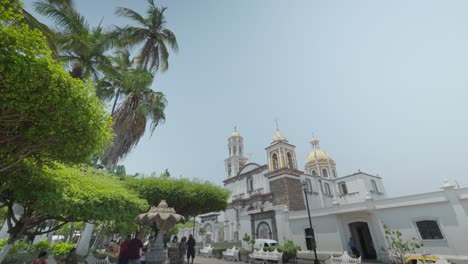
[302,180,320,264]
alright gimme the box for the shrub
[381,224,423,264]
[52,242,76,257]
[212,247,227,259]
[32,240,50,254]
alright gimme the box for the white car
[253,239,278,250]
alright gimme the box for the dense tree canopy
[0,163,148,243]
[0,1,113,173]
[126,177,230,218]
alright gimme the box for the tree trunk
[67,222,75,243]
[0,241,13,263]
[76,222,94,256]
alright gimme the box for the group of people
[32,248,78,264]
[173,234,196,264]
[118,235,145,264]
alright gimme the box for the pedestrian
[178,237,187,264]
[64,248,78,264]
[118,235,132,264]
[348,237,360,258]
[32,251,48,264]
[128,235,144,264]
[186,234,196,264]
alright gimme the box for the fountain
[136,200,185,264]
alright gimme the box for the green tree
[0,0,113,173]
[125,177,230,217]
[34,0,114,80]
[381,224,423,264]
[115,0,178,73]
[0,163,148,262]
[100,67,167,166]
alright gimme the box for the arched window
[233,147,237,155]
[324,183,331,195]
[371,180,378,192]
[272,153,279,170]
[304,228,315,250]
[322,168,329,178]
[247,176,254,192]
[227,164,232,176]
[311,170,317,176]
[333,169,337,178]
[287,152,294,169]
[239,146,243,155]
[416,220,444,240]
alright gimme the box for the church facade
[181,130,468,262]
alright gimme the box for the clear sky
[25,0,468,197]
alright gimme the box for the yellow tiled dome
[231,131,241,137]
[306,149,333,163]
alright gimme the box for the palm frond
[115,6,147,26]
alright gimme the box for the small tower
[224,129,248,178]
[305,136,337,178]
[265,129,298,171]
[265,129,305,211]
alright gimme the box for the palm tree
[115,0,178,73]
[100,66,167,166]
[34,0,114,80]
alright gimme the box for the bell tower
[265,129,305,211]
[224,128,248,178]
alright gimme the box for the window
[416,220,444,240]
[227,164,232,176]
[229,148,231,156]
[339,182,348,195]
[233,147,237,155]
[322,168,329,178]
[371,180,378,193]
[304,228,316,250]
[311,170,317,176]
[272,153,279,170]
[319,179,324,193]
[239,146,243,155]
[333,169,337,178]
[287,152,294,169]
[247,176,254,192]
[324,183,332,195]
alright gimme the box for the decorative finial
[274,118,279,131]
[234,125,237,132]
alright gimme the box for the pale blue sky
[25,0,468,196]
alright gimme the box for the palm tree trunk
[111,89,121,115]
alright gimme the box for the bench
[95,256,112,264]
[223,246,240,261]
[327,251,361,264]
[249,248,283,264]
[200,244,213,257]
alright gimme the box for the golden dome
[306,149,333,163]
[272,130,287,142]
[231,131,241,137]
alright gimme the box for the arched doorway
[204,223,212,243]
[256,221,272,239]
[348,222,377,260]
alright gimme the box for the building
[183,130,468,262]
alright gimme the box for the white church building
[183,130,468,262]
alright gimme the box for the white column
[76,222,94,256]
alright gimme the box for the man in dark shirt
[118,235,131,264]
[127,236,143,264]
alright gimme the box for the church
[179,130,468,262]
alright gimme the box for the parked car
[253,239,278,250]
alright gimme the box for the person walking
[32,251,48,264]
[118,235,132,264]
[64,248,78,264]
[128,236,144,264]
[186,235,196,264]
[348,237,360,258]
[178,237,187,264]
